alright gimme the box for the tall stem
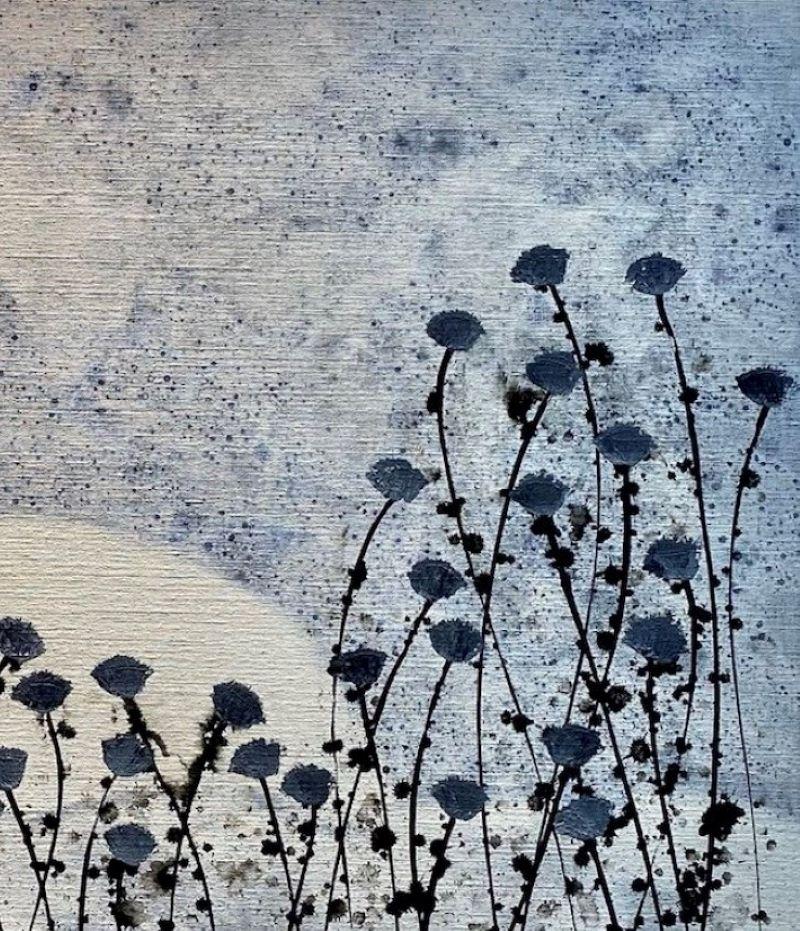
[680,581,702,750]
[587,842,621,931]
[419,817,456,931]
[77,777,116,928]
[111,872,124,931]
[259,777,294,904]
[288,807,318,930]
[29,714,64,931]
[5,790,54,930]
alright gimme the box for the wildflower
[212,681,264,730]
[92,656,152,699]
[595,423,654,467]
[367,458,428,503]
[105,823,157,866]
[510,245,569,288]
[426,311,484,351]
[431,776,488,821]
[0,617,45,665]
[644,538,699,581]
[625,253,686,295]
[328,647,387,689]
[101,734,154,778]
[282,764,332,808]
[624,615,687,666]
[510,472,569,517]
[555,796,613,841]
[541,724,602,768]
[526,350,581,396]
[0,747,27,791]
[408,559,466,602]
[11,671,72,714]
[429,619,482,663]
[229,738,281,780]
[736,368,794,408]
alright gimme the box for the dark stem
[112,871,124,931]
[419,817,457,931]
[5,790,54,930]
[259,777,294,903]
[77,777,116,928]
[587,842,622,931]
[287,806,318,930]
[680,581,702,750]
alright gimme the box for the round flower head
[736,367,794,408]
[101,734,154,778]
[92,655,152,699]
[230,738,281,780]
[431,776,488,821]
[0,747,28,791]
[328,647,387,689]
[624,615,687,666]
[644,538,699,582]
[0,617,45,665]
[625,253,686,295]
[408,558,466,603]
[12,671,72,714]
[426,311,484,352]
[429,619,481,664]
[105,823,157,867]
[526,351,581,396]
[281,764,332,808]
[541,724,602,768]
[510,472,569,517]
[212,681,264,730]
[555,796,613,841]
[595,423,654,467]
[366,457,428,503]
[510,245,569,288]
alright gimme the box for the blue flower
[0,617,45,665]
[12,671,72,714]
[555,797,613,841]
[101,734,154,778]
[625,254,686,295]
[624,615,687,666]
[644,538,699,582]
[510,245,569,288]
[230,738,281,780]
[212,681,264,730]
[426,311,484,352]
[526,351,581,396]
[281,764,332,808]
[105,823,157,867]
[92,656,152,699]
[429,619,481,664]
[0,747,28,791]
[366,457,429,503]
[510,472,569,517]
[408,559,466,602]
[541,725,602,768]
[595,423,654,467]
[431,776,488,821]
[736,368,794,408]
[328,647,387,689]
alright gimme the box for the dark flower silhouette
[555,796,613,841]
[282,763,332,808]
[408,558,466,602]
[0,746,28,790]
[429,619,482,663]
[230,738,281,780]
[431,776,488,821]
[595,423,654,467]
[101,734,154,778]
[736,367,794,408]
[0,617,45,665]
[541,724,602,768]
[366,457,429,503]
[12,670,72,714]
[328,647,387,689]
[212,681,264,730]
[510,245,569,288]
[625,253,686,295]
[426,311,484,352]
[644,537,699,581]
[105,823,157,866]
[699,796,745,842]
[92,655,152,699]
[510,471,569,516]
[526,350,581,396]
[624,615,687,666]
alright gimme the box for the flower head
[644,538,699,582]
[510,472,569,517]
[101,734,154,778]
[541,724,602,768]
[230,738,281,780]
[431,776,488,821]
[281,763,332,808]
[625,253,686,295]
[0,617,45,666]
[526,351,581,396]
[426,311,484,352]
[366,458,428,503]
[328,647,387,690]
[555,796,613,841]
[12,671,72,714]
[212,681,264,730]
[429,619,481,664]
[92,656,152,699]
[624,615,687,666]
[595,423,654,467]
[0,747,28,791]
[510,245,569,288]
[736,368,794,408]
[408,559,466,603]
[105,823,157,867]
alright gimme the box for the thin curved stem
[680,581,702,750]
[29,715,64,931]
[5,790,54,930]
[288,807,318,930]
[587,842,621,931]
[259,778,294,904]
[77,777,116,928]
[419,817,456,931]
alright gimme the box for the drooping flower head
[281,764,332,808]
[541,724,602,768]
[736,368,794,408]
[429,619,482,664]
[526,351,581,396]
[644,538,699,582]
[92,656,152,699]
[408,559,466,603]
[212,681,264,730]
[624,615,687,666]
[12,671,72,714]
[0,617,45,666]
[328,647,387,690]
[555,796,613,841]
[426,311,484,352]
[510,472,569,517]
[510,245,569,288]
[367,458,428,503]
[229,738,281,780]
[101,734,154,778]
[105,823,157,867]
[595,423,654,467]
[625,254,686,295]
[0,747,28,791]
[431,776,488,821]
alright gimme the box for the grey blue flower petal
[510,245,569,287]
[429,619,481,664]
[736,368,794,408]
[555,797,613,841]
[426,311,484,351]
[230,738,281,780]
[105,823,157,866]
[281,764,332,808]
[101,734,154,778]
[510,472,569,517]
[541,725,602,768]
[644,538,699,582]
[0,747,28,791]
[367,458,429,503]
[328,647,387,689]
[526,351,581,396]
[625,254,686,295]
[408,559,466,602]
[11,671,72,714]
[0,618,45,665]
[212,681,264,730]
[624,615,687,665]
[431,776,488,821]
[595,423,654,467]
[92,656,152,699]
